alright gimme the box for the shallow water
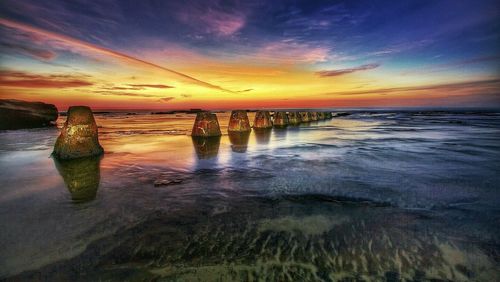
[0,110,499,281]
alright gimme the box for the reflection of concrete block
[54,156,101,203]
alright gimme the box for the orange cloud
[0,70,92,88]
[0,18,232,92]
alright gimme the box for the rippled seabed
[1,110,499,281]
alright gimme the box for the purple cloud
[316,63,380,77]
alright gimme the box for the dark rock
[0,99,58,130]
[53,106,104,160]
[191,111,222,137]
[253,110,272,129]
[228,110,251,132]
[154,179,183,187]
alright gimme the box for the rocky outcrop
[253,111,272,129]
[288,112,302,125]
[317,112,325,120]
[191,111,222,137]
[273,111,289,127]
[228,110,251,132]
[310,112,319,121]
[53,106,104,160]
[0,99,58,130]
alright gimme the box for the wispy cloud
[236,88,253,93]
[0,70,92,88]
[316,63,380,77]
[1,42,56,61]
[127,84,174,89]
[93,91,158,98]
[175,2,246,37]
[256,39,330,64]
[403,55,500,75]
[159,97,175,102]
[324,78,500,96]
[0,18,233,92]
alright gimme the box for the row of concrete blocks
[51,107,334,160]
[192,110,333,137]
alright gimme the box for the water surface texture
[1,110,499,281]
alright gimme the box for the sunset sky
[0,0,499,110]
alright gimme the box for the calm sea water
[0,109,499,281]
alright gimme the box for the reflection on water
[1,110,500,281]
[191,136,221,159]
[53,156,102,203]
[253,128,272,144]
[228,131,251,153]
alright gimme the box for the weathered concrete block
[299,111,311,122]
[228,131,250,153]
[191,111,222,137]
[228,110,251,132]
[288,111,302,125]
[253,110,272,129]
[54,156,101,203]
[192,136,221,159]
[53,106,104,160]
[0,99,58,130]
[273,111,289,127]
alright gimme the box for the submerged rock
[0,99,58,130]
[154,178,183,187]
[54,155,101,203]
[228,131,251,153]
[288,112,302,125]
[191,111,222,137]
[228,110,251,132]
[192,136,221,159]
[253,110,272,129]
[273,111,289,127]
[299,112,311,122]
[53,106,104,160]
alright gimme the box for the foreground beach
[1,109,499,281]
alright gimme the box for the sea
[0,108,499,281]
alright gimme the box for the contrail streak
[0,18,233,93]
